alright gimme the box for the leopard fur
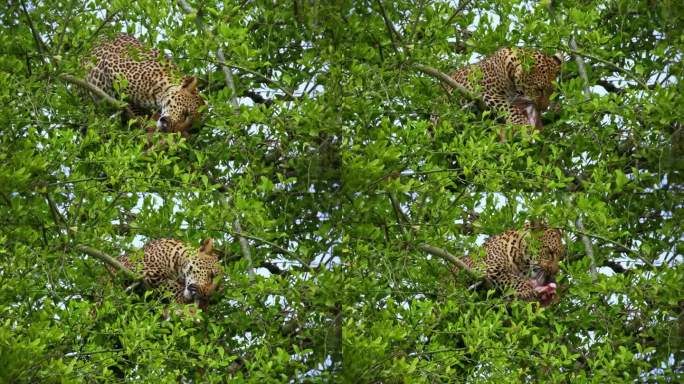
[117,238,221,308]
[450,48,562,135]
[85,34,204,137]
[462,223,565,303]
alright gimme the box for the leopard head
[182,238,221,306]
[531,227,565,285]
[158,76,204,136]
[516,50,562,112]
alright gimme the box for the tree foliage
[1,0,682,382]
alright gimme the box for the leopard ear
[200,238,214,254]
[553,51,565,64]
[182,76,198,91]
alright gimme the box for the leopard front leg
[485,260,544,301]
[158,278,187,304]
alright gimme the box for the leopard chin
[183,288,193,301]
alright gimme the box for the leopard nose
[188,284,198,296]
[157,116,170,132]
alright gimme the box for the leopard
[115,238,221,310]
[84,34,204,137]
[449,47,562,139]
[461,222,566,304]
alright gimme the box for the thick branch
[259,261,288,276]
[413,63,486,110]
[417,243,487,284]
[75,244,141,281]
[596,79,624,94]
[243,90,272,106]
[603,260,628,274]
[59,74,133,114]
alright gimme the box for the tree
[0,0,682,382]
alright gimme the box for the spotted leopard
[116,238,221,309]
[450,48,562,137]
[462,222,566,304]
[85,34,204,137]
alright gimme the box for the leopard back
[482,229,532,286]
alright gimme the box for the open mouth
[534,282,557,294]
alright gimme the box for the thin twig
[375,0,402,53]
[570,48,648,89]
[444,0,473,27]
[232,219,255,279]
[565,46,596,281]
[569,37,590,94]
[225,229,292,256]
[217,48,240,109]
[20,0,49,57]
[178,0,242,108]
[388,193,410,236]
[178,0,263,280]
[563,226,633,254]
[219,61,295,99]
[574,217,597,281]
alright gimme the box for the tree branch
[569,48,649,89]
[388,193,411,236]
[178,0,242,108]
[388,194,487,285]
[602,260,628,274]
[417,243,488,285]
[569,37,590,94]
[259,261,287,276]
[575,217,597,282]
[219,61,296,99]
[20,0,49,57]
[224,228,293,257]
[217,47,240,109]
[596,79,624,94]
[562,226,635,255]
[59,74,134,115]
[75,244,142,282]
[413,63,487,110]
[375,0,403,53]
[178,0,263,280]
[232,219,255,279]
